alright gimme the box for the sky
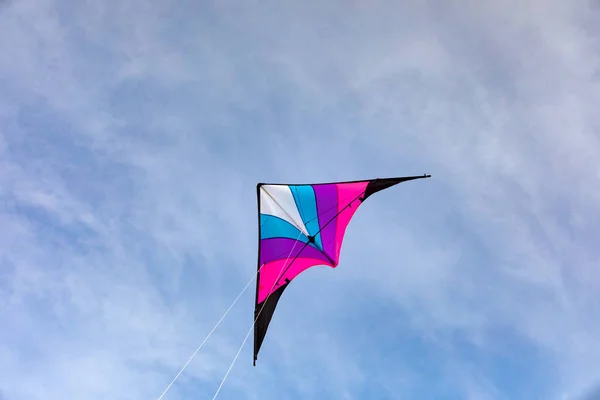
[1,0,600,399]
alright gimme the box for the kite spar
[253,175,431,365]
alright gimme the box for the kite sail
[253,174,431,365]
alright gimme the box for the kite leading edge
[253,174,431,365]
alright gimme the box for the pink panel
[333,181,369,262]
[257,257,333,303]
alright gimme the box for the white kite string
[210,234,303,400]
[155,270,257,400]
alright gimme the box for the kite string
[155,267,260,400]
[211,233,302,400]
[209,308,256,400]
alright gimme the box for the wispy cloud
[1,0,599,399]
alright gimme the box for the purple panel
[260,237,331,266]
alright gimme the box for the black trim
[257,174,431,187]
[253,282,289,366]
[362,175,430,201]
[253,183,262,366]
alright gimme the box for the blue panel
[289,185,323,251]
[260,214,304,241]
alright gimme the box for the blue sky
[1,0,600,399]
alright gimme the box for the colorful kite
[253,175,431,365]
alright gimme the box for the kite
[253,174,431,365]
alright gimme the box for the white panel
[260,185,308,235]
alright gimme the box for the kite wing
[253,174,431,365]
